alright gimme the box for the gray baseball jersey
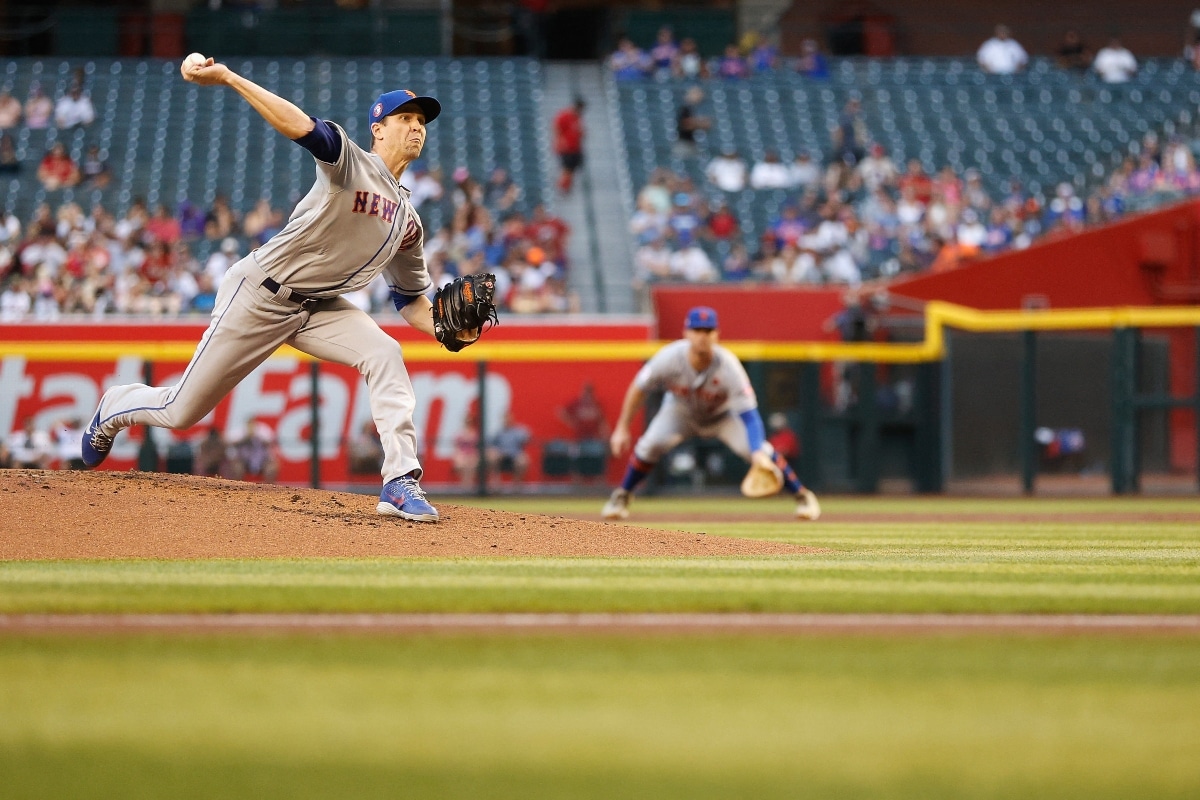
[632,340,759,462]
[93,122,432,482]
[253,121,431,300]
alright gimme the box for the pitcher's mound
[0,470,815,559]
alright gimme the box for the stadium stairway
[542,62,638,315]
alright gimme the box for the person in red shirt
[897,159,933,206]
[553,97,585,194]
[36,142,80,190]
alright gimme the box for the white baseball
[183,52,206,70]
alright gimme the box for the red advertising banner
[1,319,653,487]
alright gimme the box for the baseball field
[2,469,1199,798]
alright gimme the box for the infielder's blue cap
[685,306,719,330]
[369,89,441,127]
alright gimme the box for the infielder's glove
[432,273,499,352]
[740,446,784,498]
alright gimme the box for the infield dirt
[0,470,816,559]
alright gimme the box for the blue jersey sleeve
[292,117,342,164]
[739,408,767,453]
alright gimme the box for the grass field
[3,495,1199,798]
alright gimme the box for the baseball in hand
[181,53,208,79]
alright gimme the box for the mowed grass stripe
[2,556,1199,613]
[2,634,1198,799]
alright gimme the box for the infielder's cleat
[601,488,631,520]
[80,409,114,469]
[377,476,439,522]
[795,487,821,521]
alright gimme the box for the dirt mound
[0,470,813,559]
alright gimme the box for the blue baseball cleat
[377,475,439,522]
[80,408,114,469]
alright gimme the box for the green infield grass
[2,632,1199,800]
[1,496,1197,614]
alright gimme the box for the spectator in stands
[746,31,780,72]
[226,419,280,484]
[705,146,747,192]
[0,277,31,321]
[856,143,898,191]
[673,37,708,80]
[650,26,680,78]
[788,150,821,189]
[831,97,868,166]
[750,149,792,190]
[194,427,229,478]
[408,162,444,210]
[489,410,532,485]
[7,417,51,469]
[79,145,110,188]
[552,97,586,194]
[1055,29,1092,72]
[0,90,21,129]
[54,83,95,129]
[23,84,51,129]
[716,43,749,80]
[52,417,86,470]
[705,199,739,240]
[609,37,650,80]
[36,142,80,190]
[1093,37,1138,83]
[242,198,284,246]
[1185,9,1200,69]
[203,192,239,240]
[189,270,218,314]
[630,194,668,245]
[558,382,609,446]
[632,234,673,292]
[721,240,753,280]
[669,232,718,282]
[674,86,712,160]
[451,406,487,487]
[347,419,385,476]
[0,134,19,176]
[766,241,818,284]
[205,236,239,285]
[976,24,1028,74]
[144,203,181,245]
[795,38,830,79]
[767,412,799,461]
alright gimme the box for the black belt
[261,276,320,306]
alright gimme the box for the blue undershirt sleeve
[391,290,421,310]
[739,409,766,453]
[292,117,341,163]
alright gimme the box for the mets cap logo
[372,102,383,119]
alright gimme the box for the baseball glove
[740,448,784,498]
[432,273,499,352]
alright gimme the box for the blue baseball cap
[685,306,719,330]
[369,89,441,127]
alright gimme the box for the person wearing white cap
[81,53,450,523]
[602,305,820,521]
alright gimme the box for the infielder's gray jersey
[631,341,759,463]
[635,340,758,422]
[252,121,431,301]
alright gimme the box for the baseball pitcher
[80,53,496,523]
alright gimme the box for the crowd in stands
[0,157,577,320]
[629,127,1200,293]
[615,24,1200,297]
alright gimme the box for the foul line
[2,613,1199,634]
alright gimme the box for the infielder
[81,53,459,522]
[602,306,821,521]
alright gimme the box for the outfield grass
[2,496,1197,614]
[3,632,1199,800]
